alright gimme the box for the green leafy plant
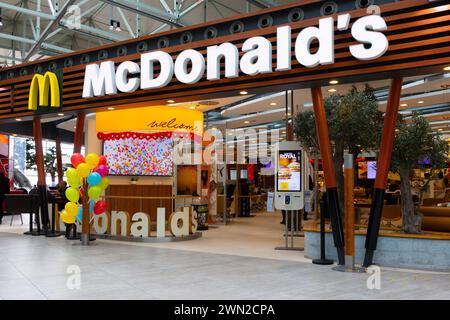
[294,85,383,211]
[26,139,58,183]
[391,113,449,234]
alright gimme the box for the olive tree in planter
[391,113,449,234]
[294,85,383,211]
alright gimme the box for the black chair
[4,194,41,234]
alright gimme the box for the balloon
[99,177,109,190]
[89,200,95,214]
[65,187,80,203]
[86,153,99,169]
[87,172,101,186]
[77,163,91,178]
[65,168,78,180]
[98,155,107,166]
[94,200,107,215]
[67,176,80,188]
[88,186,102,200]
[70,153,85,168]
[76,207,83,222]
[61,211,75,224]
[95,164,109,177]
[65,202,78,217]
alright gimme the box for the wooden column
[33,116,49,232]
[73,112,85,153]
[311,87,345,265]
[363,77,403,267]
[55,132,63,183]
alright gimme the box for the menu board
[277,150,301,192]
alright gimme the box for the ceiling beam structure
[23,0,77,61]
[99,0,186,28]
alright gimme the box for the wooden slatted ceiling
[0,0,449,121]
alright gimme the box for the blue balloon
[76,207,83,222]
[87,172,101,186]
[89,200,95,214]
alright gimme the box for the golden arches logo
[28,72,61,110]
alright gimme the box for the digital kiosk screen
[277,150,301,192]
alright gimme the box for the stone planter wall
[305,231,450,271]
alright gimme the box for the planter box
[305,231,450,271]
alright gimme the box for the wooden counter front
[105,185,173,221]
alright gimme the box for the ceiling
[0,0,289,64]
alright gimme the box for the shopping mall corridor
[0,213,449,300]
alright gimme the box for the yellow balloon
[76,163,91,178]
[85,153,99,169]
[99,177,109,190]
[65,202,78,217]
[61,211,75,224]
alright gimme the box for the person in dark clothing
[0,172,10,224]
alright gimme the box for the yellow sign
[28,72,61,110]
[96,106,203,134]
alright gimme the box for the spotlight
[329,80,339,85]
[109,19,121,32]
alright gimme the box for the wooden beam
[73,112,85,153]
[33,116,49,232]
[55,132,63,183]
[363,76,403,267]
[33,117,46,187]
[311,86,345,265]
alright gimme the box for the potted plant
[390,113,449,234]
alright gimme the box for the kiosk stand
[274,142,304,251]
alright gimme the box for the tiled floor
[0,213,449,300]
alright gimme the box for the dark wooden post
[363,77,403,267]
[311,87,345,265]
[55,132,63,183]
[33,116,49,233]
[81,179,90,245]
[344,154,355,268]
[73,112,85,153]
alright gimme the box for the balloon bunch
[60,153,110,224]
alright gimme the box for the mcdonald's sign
[28,72,61,111]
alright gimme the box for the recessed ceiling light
[328,88,337,93]
[282,131,286,134]
[438,128,443,131]
[189,106,196,110]
[418,100,424,104]
[329,80,339,85]
[167,100,175,103]
[107,107,115,111]
[240,90,248,95]
[400,103,408,107]
[444,66,450,71]
[15,118,22,121]
[244,120,250,124]
[57,113,64,116]
[395,129,399,132]
[270,102,277,106]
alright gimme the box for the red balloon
[71,153,85,168]
[94,200,107,215]
[98,155,107,166]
